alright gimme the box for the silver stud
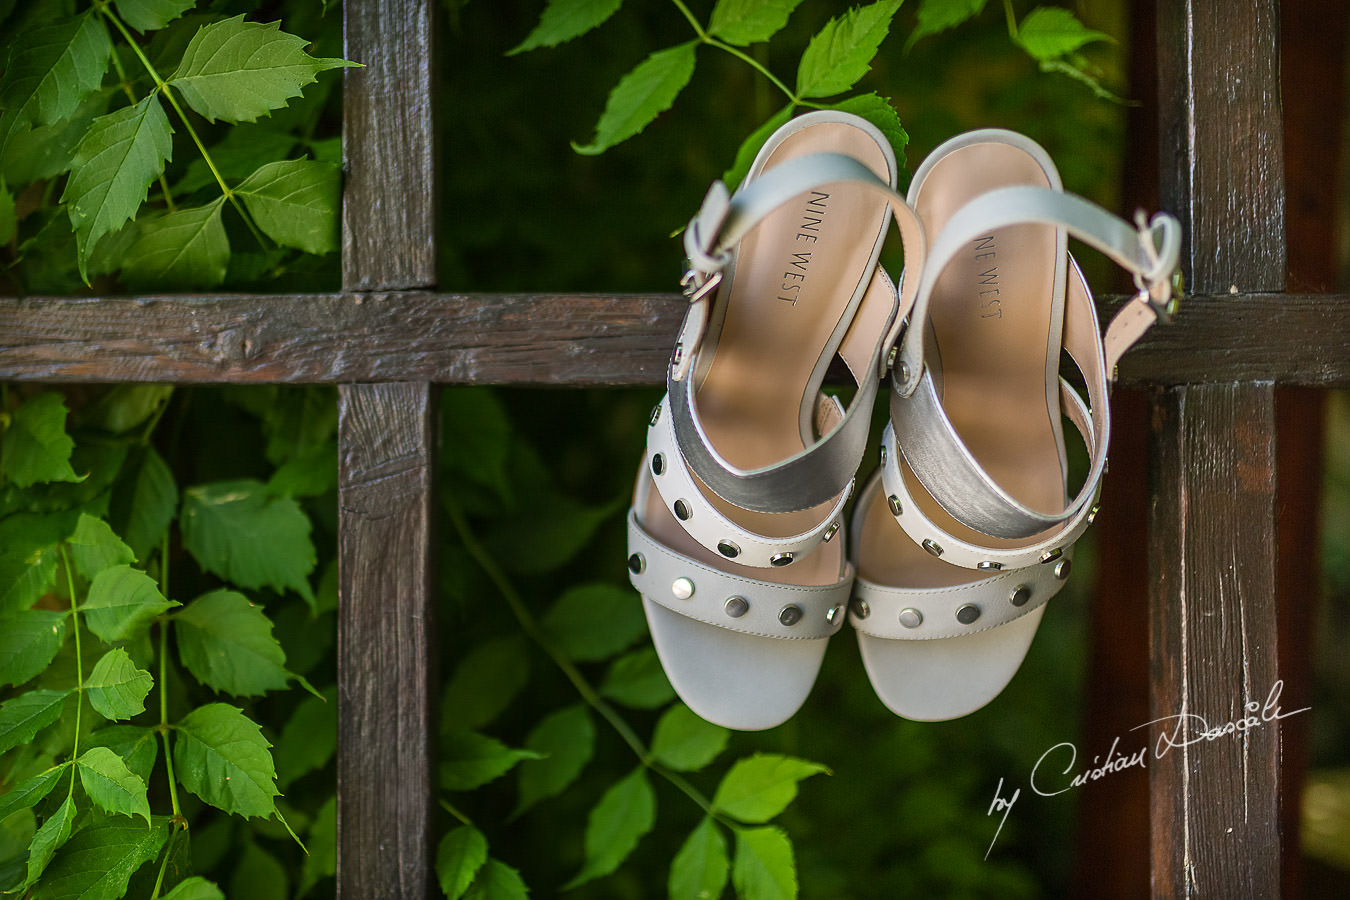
[778,604,803,626]
[826,604,845,624]
[651,453,665,476]
[672,577,694,600]
[1040,548,1063,564]
[956,604,981,625]
[886,347,898,370]
[880,444,887,464]
[822,522,840,543]
[1009,585,1031,607]
[628,553,645,575]
[887,495,903,516]
[673,499,692,520]
[717,539,740,558]
[896,361,912,385]
[770,552,794,567]
[899,608,923,629]
[724,596,749,618]
[1054,559,1072,580]
[1087,503,1101,525]
[649,404,662,426]
[922,539,944,558]
[671,342,685,368]
[977,561,1003,571]
[851,597,870,619]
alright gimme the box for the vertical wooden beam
[1150,0,1285,896]
[343,0,437,290]
[337,383,438,898]
[339,1,438,897]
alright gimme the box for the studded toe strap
[627,510,851,641]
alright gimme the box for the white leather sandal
[626,111,925,730]
[850,129,1180,721]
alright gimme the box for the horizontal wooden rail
[2,291,1347,386]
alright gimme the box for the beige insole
[860,143,1066,590]
[646,122,892,587]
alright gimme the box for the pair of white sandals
[627,111,1180,730]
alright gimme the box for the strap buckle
[680,267,723,305]
[1132,210,1183,324]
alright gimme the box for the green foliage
[0,0,351,292]
[0,381,335,897]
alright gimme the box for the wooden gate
[2,0,1345,895]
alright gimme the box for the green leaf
[82,564,177,643]
[514,704,594,816]
[0,608,67,687]
[260,387,337,465]
[463,859,529,900]
[229,840,288,900]
[566,767,656,889]
[61,93,174,281]
[1015,7,1111,61]
[0,14,111,127]
[84,648,154,720]
[112,446,178,563]
[114,0,201,32]
[298,797,335,895]
[731,826,796,900]
[651,703,731,772]
[235,159,339,254]
[669,818,730,900]
[509,0,623,54]
[84,725,159,783]
[573,41,697,155]
[541,583,647,662]
[67,513,136,579]
[1,90,110,187]
[274,685,335,789]
[441,388,513,504]
[121,196,229,289]
[0,688,71,754]
[0,536,64,615]
[181,479,316,603]
[25,792,76,889]
[265,440,336,499]
[709,0,806,45]
[908,0,987,47]
[442,634,529,731]
[82,385,173,437]
[795,0,902,98]
[161,876,226,900]
[712,754,829,823]
[174,703,280,819]
[0,176,13,245]
[33,817,169,900]
[435,825,488,900]
[829,92,908,162]
[440,731,543,792]
[1,392,81,488]
[483,491,618,576]
[599,646,674,709]
[167,16,358,124]
[0,765,66,822]
[76,746,151,823]
[175,589,291,697]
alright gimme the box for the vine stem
[439,797,474,827]
[59,547,84,794]
[443,495,720,820]
[95,3,268,249]
[669,0,823,110]
[158,533,183,821]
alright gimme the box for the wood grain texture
[2,291,1348,386]
[343,0,436,290]
[337,382,438,899]
[1147,384,1283,899]
[1150,0,1285,895]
